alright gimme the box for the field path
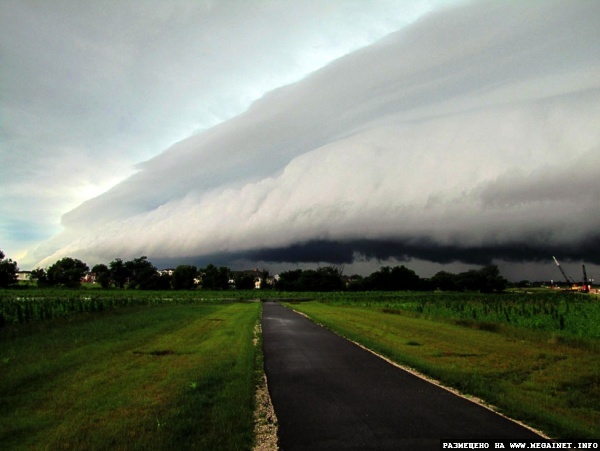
[262,301,544,450]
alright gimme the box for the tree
[476,265,507,293]
[347,275,368,291]
[456,265,507,293]
[109,258,130,289]
[390,265,421,290]
[200,264,230,290]
[275,269,304,291]
[362,265,421,291]
[31,268,48,287]
[124,256,159,290]
[172,265,198,290]
[233,272,257,290]
[295,270,322,291]
[155,272,173,290]
[275,267,344,291]
[91,263,111,288]
[0,250,18,288]
[46,257,89,288]
[430,271,459,291]
[304,267,344,291]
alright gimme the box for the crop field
[300,290,600,339]
[0,289,271,326]
[287,291,600,439]
[0,292,261,450]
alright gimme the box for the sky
[2,0,599,282]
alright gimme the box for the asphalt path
[262,301,545,450]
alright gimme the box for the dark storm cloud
[227,234,600,267]
[27,0,600,274]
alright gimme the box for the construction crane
[582,265,590,293]
[551,257,593,292]
[552,256,576,286]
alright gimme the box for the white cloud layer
[10,0,600,276]
[2,0,440,261]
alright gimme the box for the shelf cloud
[27,0,600,274]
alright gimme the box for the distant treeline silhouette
[1,249,507,293]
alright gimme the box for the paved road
[262,302,545,450]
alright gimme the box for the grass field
[287,296,600,440]
[0,300,261,450]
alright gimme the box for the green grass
[0,301,261,450]
[287,300,600,440]
[3,289,598,445]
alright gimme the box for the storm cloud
[23,0,600,277]
[2,0,433,260]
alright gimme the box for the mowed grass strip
[0,302,261,450]
[286,302,600,440]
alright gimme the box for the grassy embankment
[287,293,599,440]
[0,300,261,450]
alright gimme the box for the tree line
[1,248,508,292]
[34,257,237,290]
[277,264,507,293]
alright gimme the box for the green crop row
[0,289,266,326]
[4,289,599,340]
[308,291,600,339]
[0,288,318,326]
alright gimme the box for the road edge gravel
[253,317,279,451]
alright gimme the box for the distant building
[230,269,275,289]
[16,271,31,281]
[82,273,96,283]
